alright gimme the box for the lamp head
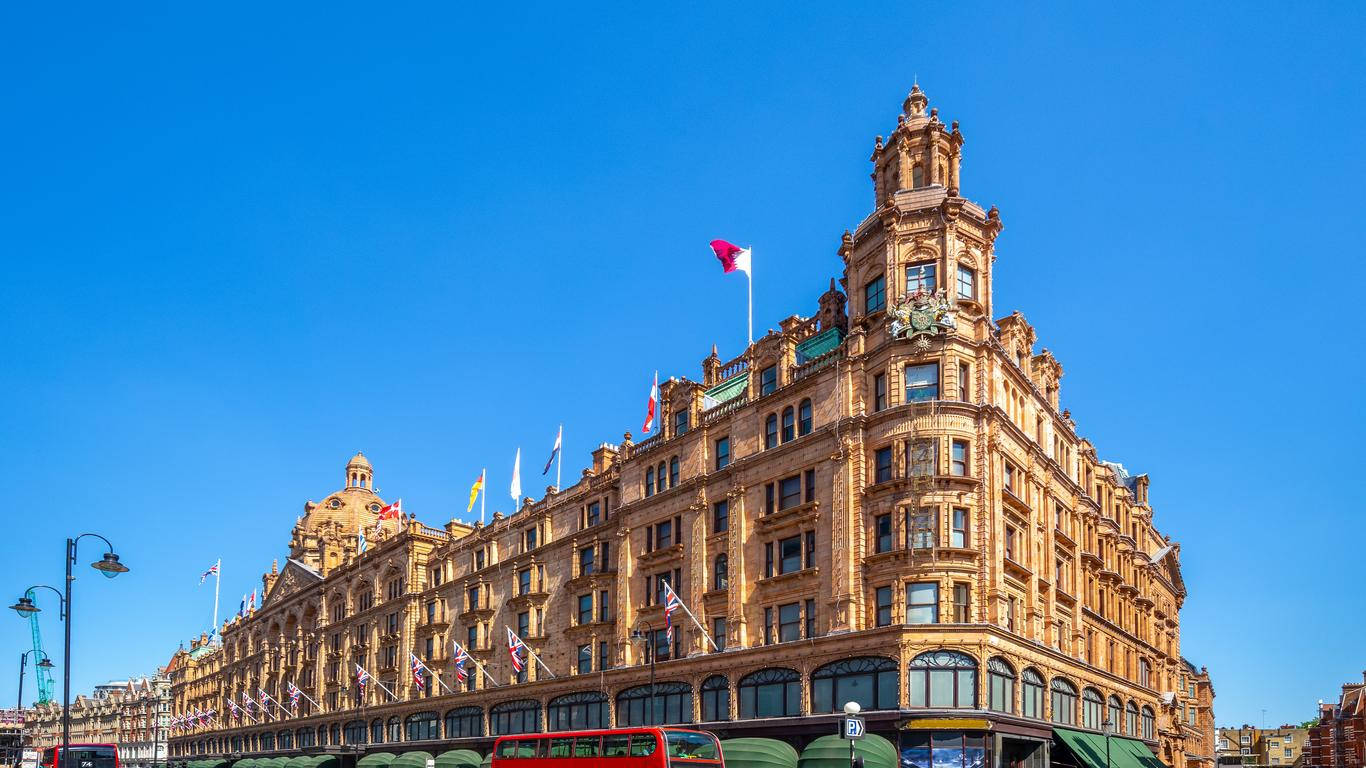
[843,701,862,715]
[93,552,129,578]
[36,658,55,669]
[10,596,39,617]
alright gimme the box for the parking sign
[842,716,866,739]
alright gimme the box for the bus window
[497,742,519,759]
[548,738,574,758]
[603,735,631,757]
[665,732,719,762]
[517,740,542,758]
[629,734,658,757]
[573,737,600,758]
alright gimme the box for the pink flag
[710,240,751,276]
[642,371,659,433]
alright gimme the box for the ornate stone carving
[888,283,957,351]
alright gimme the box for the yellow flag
[466,471,485,514]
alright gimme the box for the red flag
[709,240,751,276]
[378,499,403,521]
[642,371,659,433]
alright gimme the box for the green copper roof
[795,328,844,363]
[704,373,748,405]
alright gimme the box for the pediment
[263,558,323,608]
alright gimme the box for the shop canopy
[357,753,397,768]
[1053,728,1166,768]
[435,750,483,768]
[391,751,435,768]
[720,738,799,768]
[797,734,897,768]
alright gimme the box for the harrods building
[167,86,1206,768]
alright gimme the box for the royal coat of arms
[888,287,956,350]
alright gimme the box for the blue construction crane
[26,589,54,703]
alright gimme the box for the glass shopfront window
[900,732,986,768]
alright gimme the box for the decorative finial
[903,84,928,118]
[874,135,883,151]
[710,343,718,357]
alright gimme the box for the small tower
[345,452,372,490]
[869,83,965,205]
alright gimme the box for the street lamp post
[18,649,55,710]
[1103,717,1115,768]
[629,622,656,726]
[11,534,129,768]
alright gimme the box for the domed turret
[346,452,372,490]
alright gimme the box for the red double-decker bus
[491,728,722,768]
[40,744,120,768]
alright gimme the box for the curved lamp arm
[14,584,66,620]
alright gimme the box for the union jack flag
[241,690,254,714]
[258,688,271,714]
[199,562,219,584]
[227,700,241,720]
[356,663,372,688]
[286,682,301,711]
[410,653,426,690]
[506,627,527,673]
[450,642,470,683]
[662,580,682,643]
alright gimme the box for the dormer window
[673,409,689,436]
[759,365,778,396]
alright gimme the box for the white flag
[510,447,522,505]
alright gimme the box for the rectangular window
[759,365,778,396]
[958,362,970,401]
[953,583,970,623]
[874,514,892,553]
[907,438,936,476]
[518,569,531,595]
[577,644,592,674]
[585,501,601,528]
[577,594,593,625]
[475,549,485,570]
[712,617,727,651]
[778,474,802,510]
[579,546,595,575]
[906,582,939,624]
[951,507,968,548]
[674,409,689,436]
[875,586,892,626]
[763,607,774,644]
[467,586,480,611]
[598,589,610,622]
[805,530,816,569]
[524,527,537,551]
[804,598,816,639]
[907,507,936,549]
[715,437,730,470]
[1005,526,1017,562]
[764,542,774,578]
[712,499,729,533]
[874,373,887,412]
[951,440,969,476]
[517,611,529,638]
[865,274,886,314]
[957,265,976,300]
[656,519,673,549]
[904,362,940,402]
[906,262,937,294]
[599,640,610,671]
[425,600,437,624]
[764,482,775,515]
[778,602,801,642]
[1004,462,1017,494]
[874,447,893,483]
[779,535,802,574]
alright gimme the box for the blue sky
[1,2,1362,729]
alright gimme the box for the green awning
[283,758,315,768]
[797,734,896,768]
[704,373,748,405]
[479,752,492,768]
[795,328,845,363]
[258,758,290,768]
[234,759,259,768]
[1054,728,1165,768]
[311,757,340,768]
[720,738,799,768]
[358,753,397,768]
[435,750,483,768]
[392,752,435,768]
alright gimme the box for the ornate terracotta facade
[168,86,1204,768]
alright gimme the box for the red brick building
[1306,672,1365,768]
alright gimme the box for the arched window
[385,716,400,742]
[1021,668,1044,719]
[444,706,483,738]
[1108,696,1123,733]
[548,691,609,731]
[1125,701,1139,736]
[987,657,1016,713]
[1082,688,1103,730]
[738,668,801,719]
[296,728,313,748]
[811,656,899,713]
[701,676,730,722]
[343,720,366,745]
[645,470,654,497]
[329,723,340,745]
[490,699,541,735]
[713,554,729,591]
[764,414,778,449]
[798,399,813,436]
[656,463,666,492]
[405,711,439,741]
[277,730,292,750]
[668,457,679,488]
[616,681,693,726]
[908,651,977,708]
[370,718,383,743]
[1050,678,1078,725]
[261,731,274,751]
[1141,706,1155,740]
[781,407,795,443]
[1139,658,1151,688]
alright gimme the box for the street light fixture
[10,534,129,768]
[1103,717,1115,768]
[629,622,656,726]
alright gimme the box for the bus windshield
[664,731,719,763]
[45,746,117,768]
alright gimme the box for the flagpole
[747,246,753,346]
[289,682,322,712]
[481,467,486,524]
[556,425,563,491]
[211,560,220,644]
[672,591,722,652]
[415,656,456,694]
